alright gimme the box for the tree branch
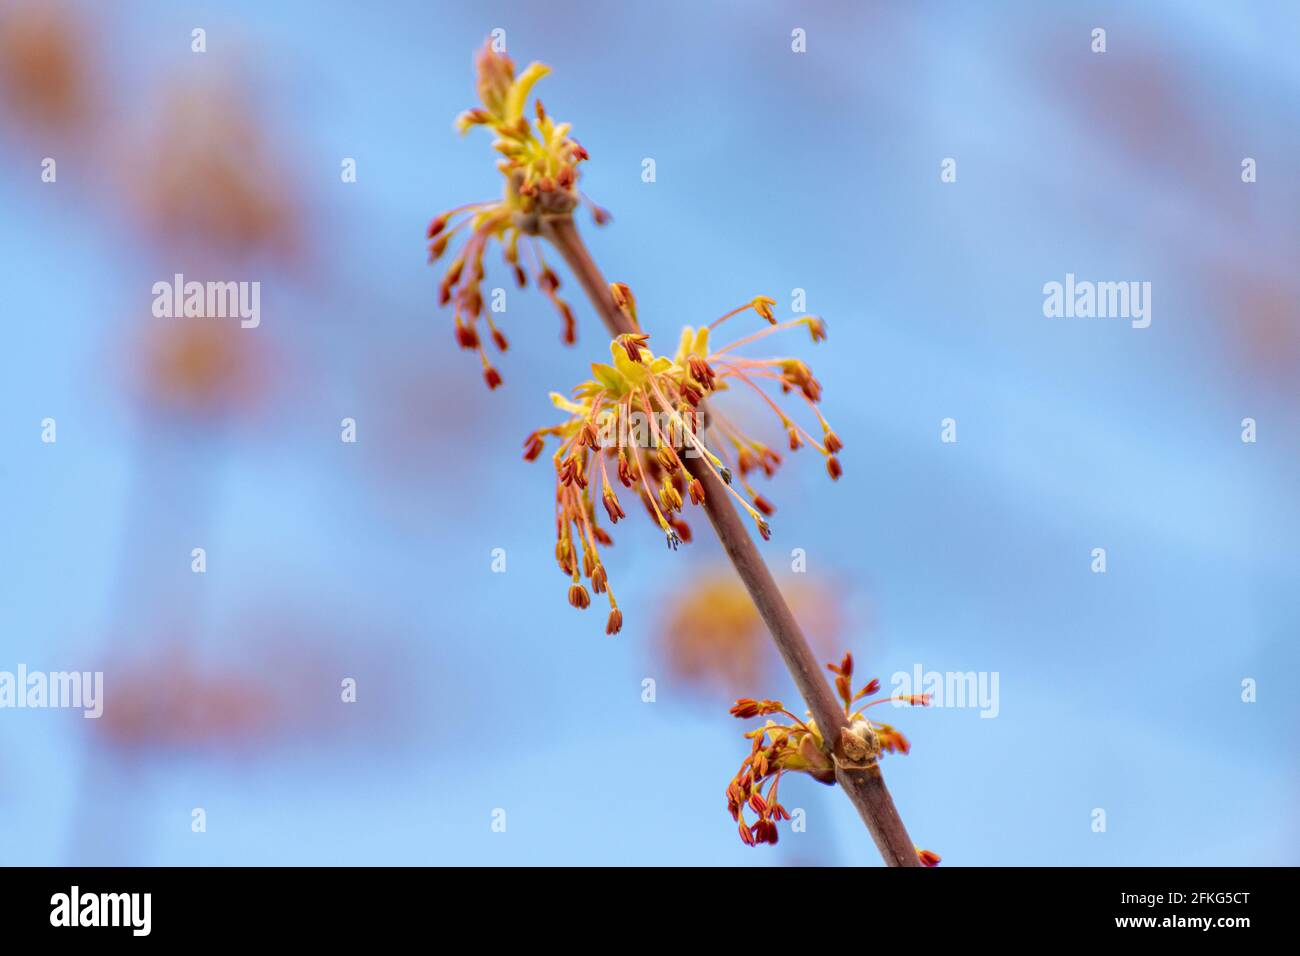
[540,214,921,866]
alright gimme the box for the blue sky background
[1,0,1297,865]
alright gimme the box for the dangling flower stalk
[540,217,923,867]
[526,298,839,636]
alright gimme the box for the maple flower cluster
[426,40,609,389]
[523,287,841,636]
[725,651,939,864]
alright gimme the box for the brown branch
[540,214,921,866]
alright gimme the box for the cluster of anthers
[725,651,940,864]
[426,40,609,389]
[523,286,842,636]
